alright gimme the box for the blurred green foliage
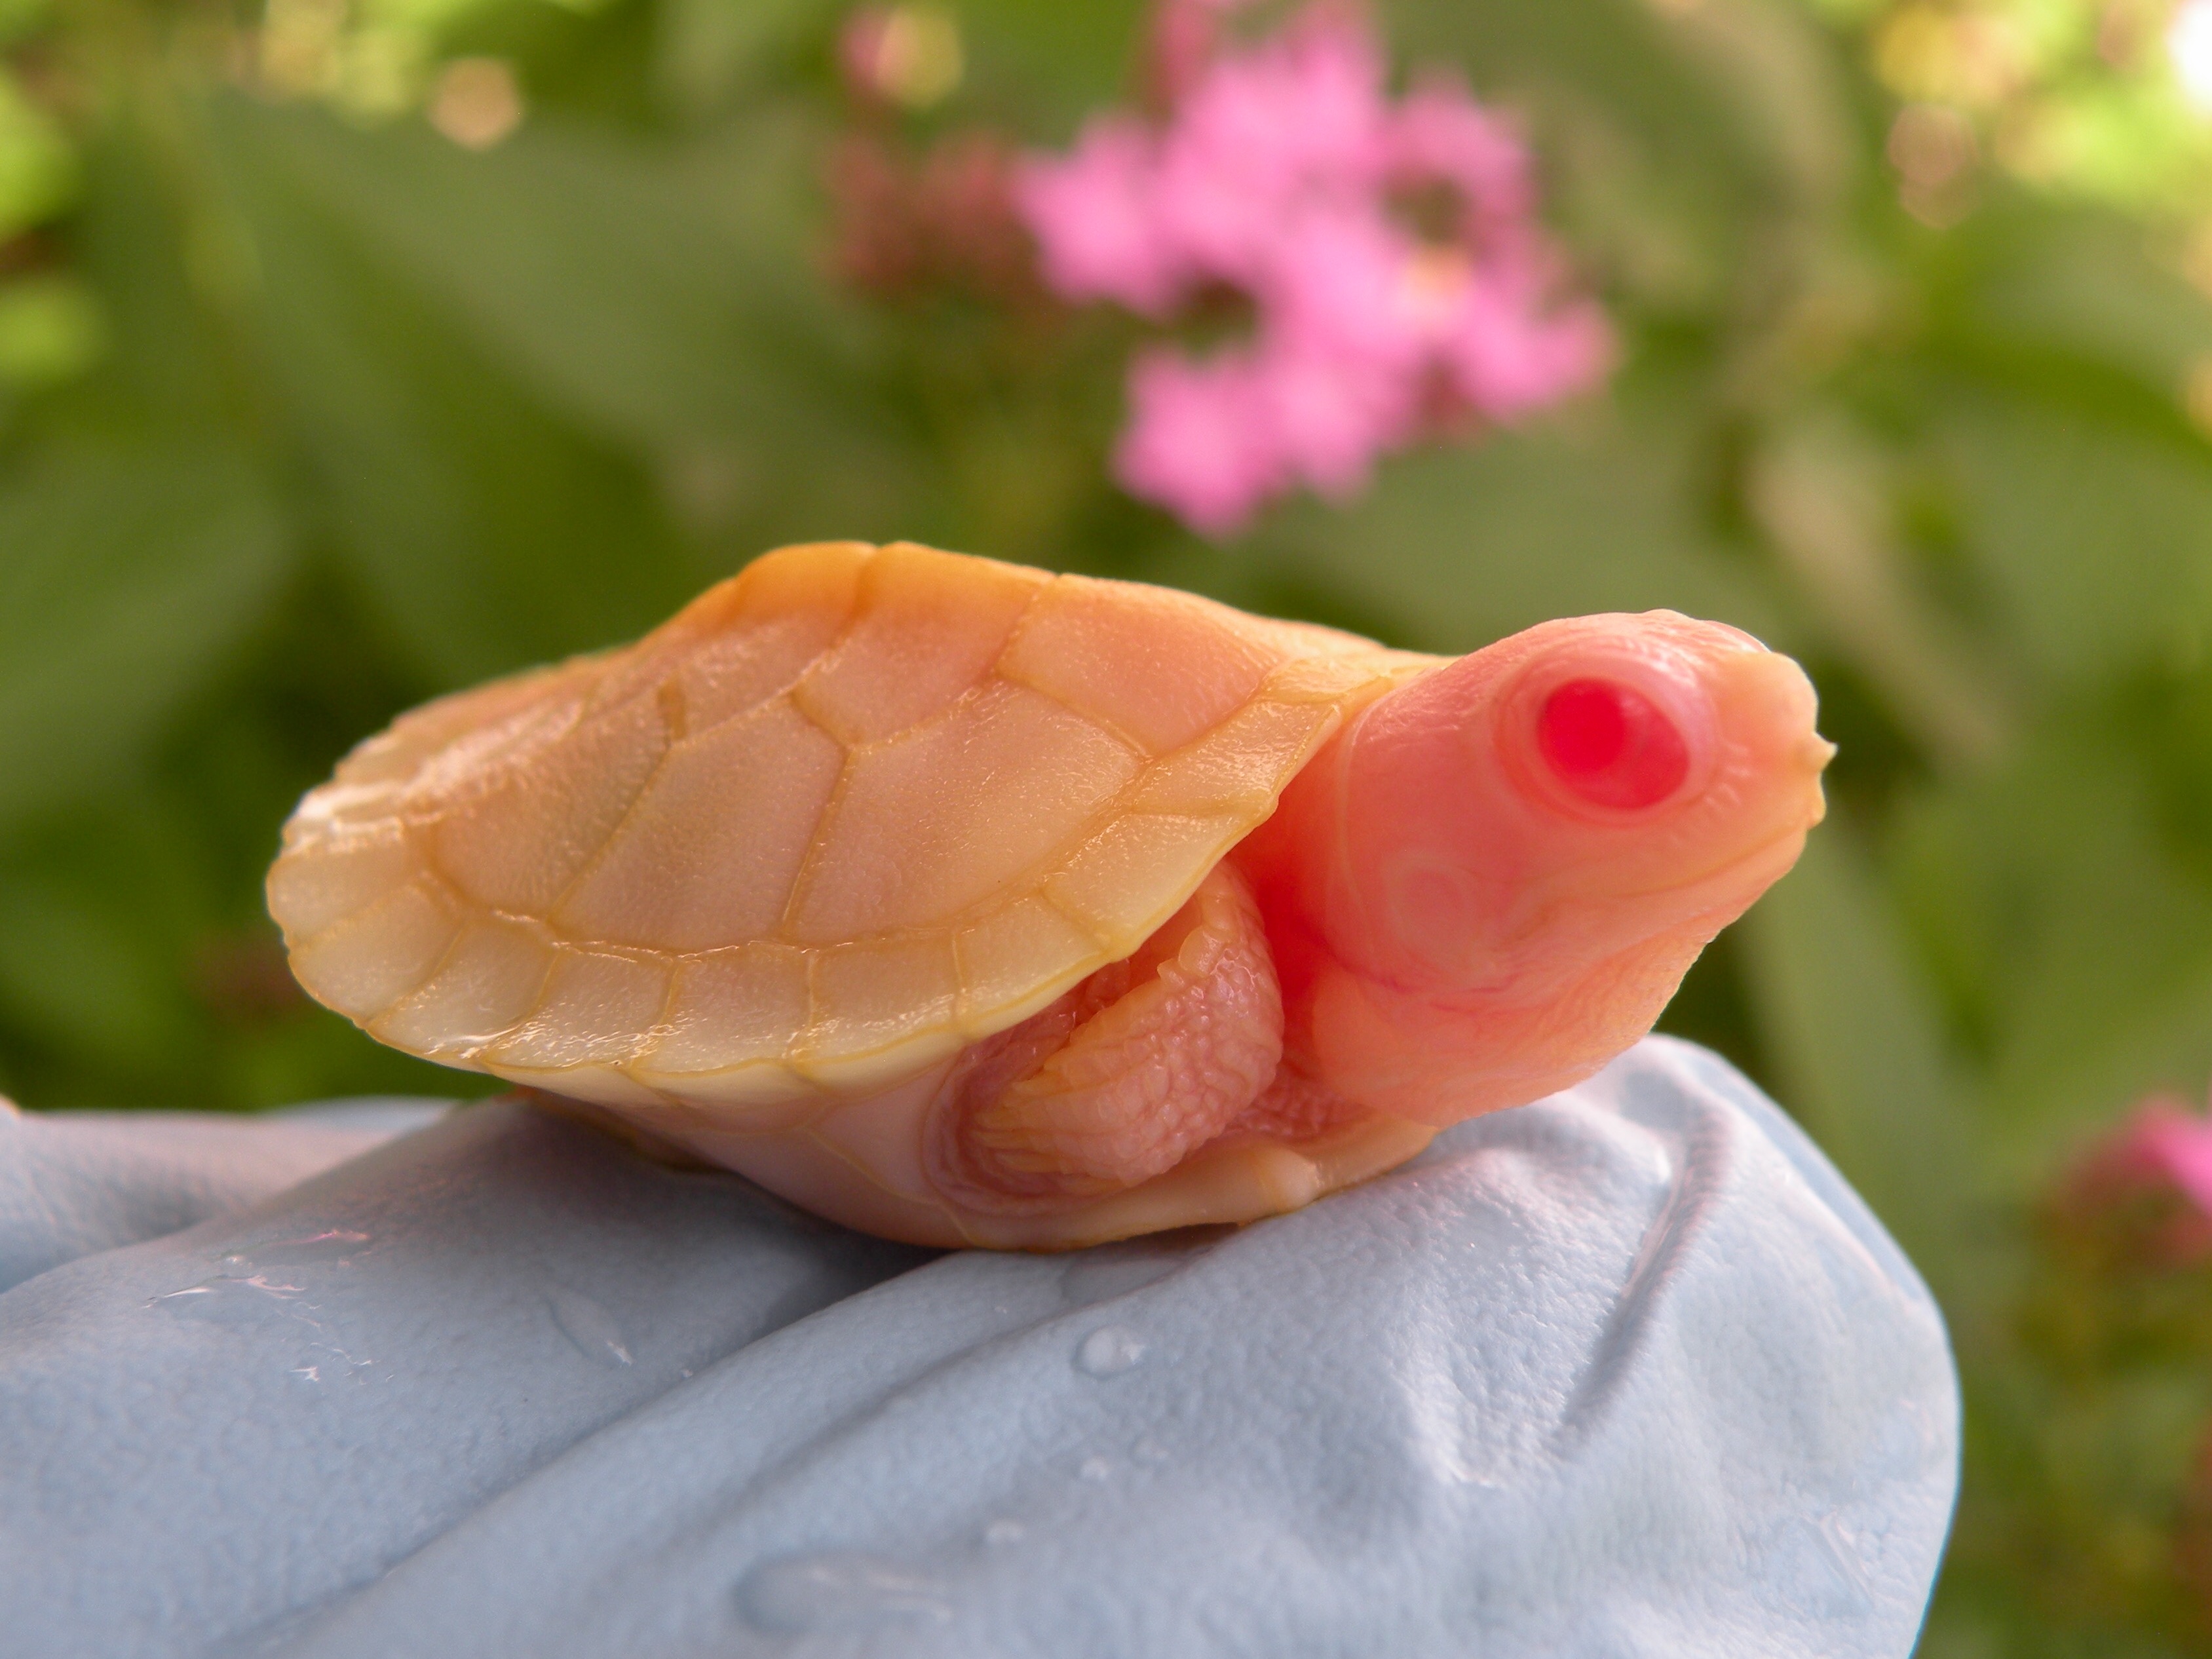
[5,0,2212,1647]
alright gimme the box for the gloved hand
[0,1037,1958,1659]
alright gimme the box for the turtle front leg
[926,864,1282,1212]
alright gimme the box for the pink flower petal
[1150,0,1253,102]
[1389,77,1534,222]
[1017,0,1615,528]
[1259,204,1430,367]
[1016,116,1187,315]
[1114,346,1286,537]
[1443,280,1612,419]
[1249,335,1412,499]
[2122,1099,2212,1218]
[1155,14,1390,282]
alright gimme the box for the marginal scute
[479,948,670,1073]
[551,698,842,950]
[517,1063,670,1111]
[271,541,1438,1123]
[788,679,1141,943]
[282,780,408,839]
[999,577,1279,755]
[1126,698,1337,818]
[1265,649,1421,704]
[793,1028,967,1096]
[368,916,552,1057]
[1044,812,1248,942]
[286,878,460,1021]
[954,897,1109,1025]
[640,1067,818,1116]
[796,542,1046,742]
[643,944,814,1079]
[805,934,963,1059]
[265,826,413,942]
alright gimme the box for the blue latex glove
[0,1038,1958,1658]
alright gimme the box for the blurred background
[3,0,2212,1645]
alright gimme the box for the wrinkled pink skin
[1234,612,1827,1129]
[897,610,1825,1229]
[586,610,1827,1249]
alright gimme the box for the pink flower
[1114,347,1285,536]
[1252,336,1410,500]
[1148,0,1250,103]
[2056,1090,2212,1266]
[1261,203,1426,369]
[1387,77,1533,225]
[1016,117,1186,316]
[1154,16,1389,282]
[1016,2,1611,537]
[1445,280,1614,419]
[839,7,898,104]
[2109,1096,2212,1219]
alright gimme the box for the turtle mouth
[1588,807,1821,924]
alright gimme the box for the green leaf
[0,64,76,241]
[1749,410,2012,770]
[1383,0,1826,247]
[0,0,50,46]
[1639,0,1863,211]
[1894,723,2212,1178]
[0,825,206,1076]
[1250,391,1789,655]
[1937,387,2212,689]
[0,783,486,1108]
[1963,208,2212,401]
[212,100,708,689]
[66,121,248,432]
[0,274,107,390]
[953,0,1146,134]
[0,444,292,833]
[215,96,849,459]
[1736,822,1979,1306]
[653,0,833,118]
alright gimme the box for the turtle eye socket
[1535,677,1690,811]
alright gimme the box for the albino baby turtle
[269,541,1831,1249]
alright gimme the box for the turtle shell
[269,542,1432,1117]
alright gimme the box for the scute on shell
[269,543,1433,1116]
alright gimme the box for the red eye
[1536,678,1690,810]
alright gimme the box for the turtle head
[1365,611,1830,988]
[1253,611,1831,1125]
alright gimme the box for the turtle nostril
[1535,678,1690,810]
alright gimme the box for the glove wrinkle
[0,1040,1958,1659]
[0,1099,448,1295]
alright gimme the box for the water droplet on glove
[1076,1324,1147,1376]
[736,1552,950,1634]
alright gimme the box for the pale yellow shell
[268,542,1431,1120]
